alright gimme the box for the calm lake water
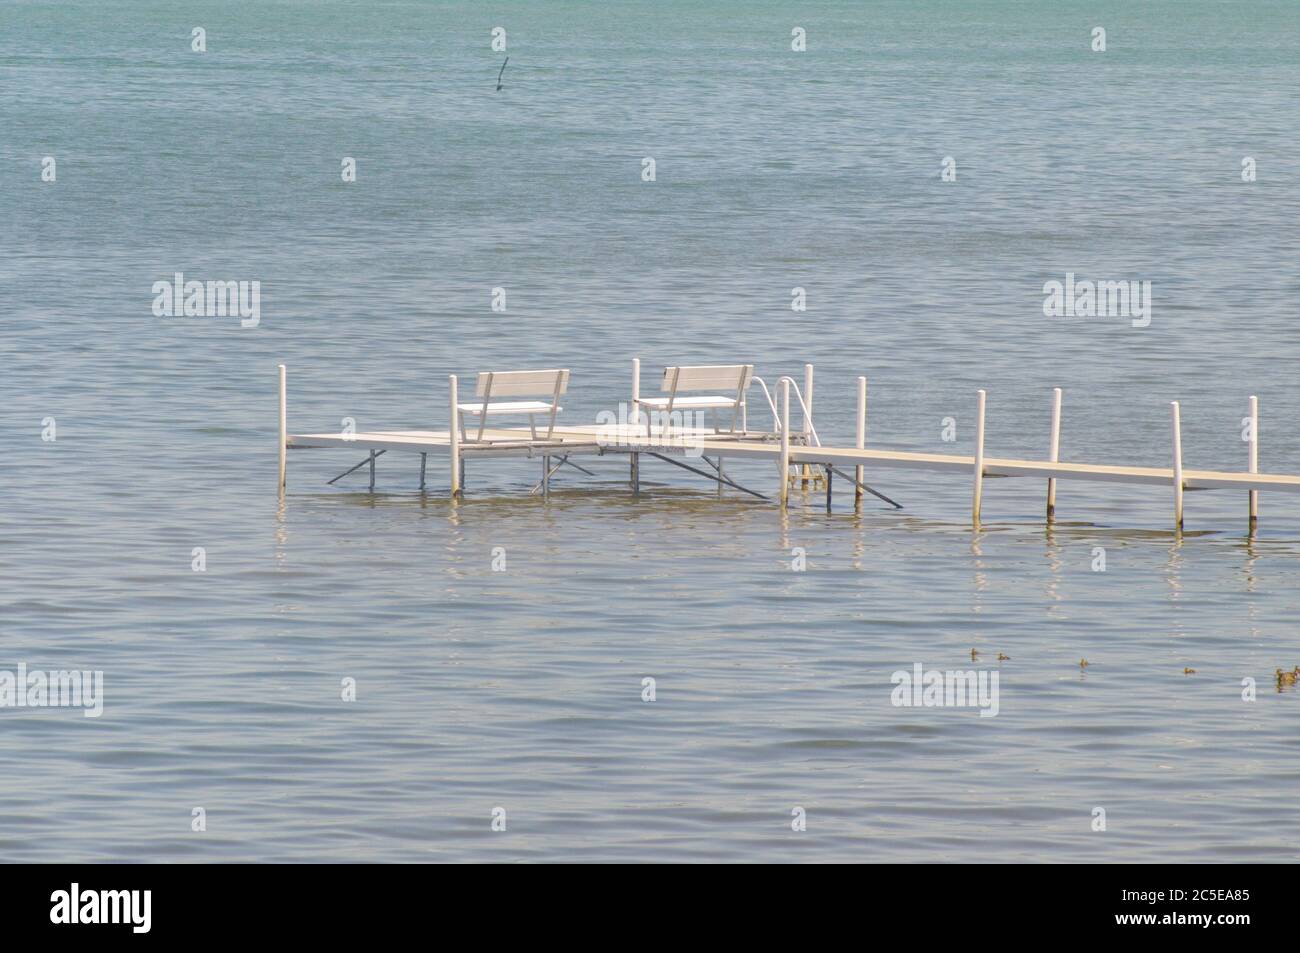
[4,0,1300,861]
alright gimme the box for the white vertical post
[972,389,986,526]
[1047,387,1062,522]
[631,358,641,485]
[1171,400,1183,530]
[779,377,791,506]
[854,376,866,511]
[801,363,813,487]
[1248,395,1259,530]
[631,357,640,425]
[449,375,461,499]
[277,364,287,494]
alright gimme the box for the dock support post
[1171,400,1184,531]
[801,363,813,488]
[779,377,791,507]
[1248,395,1259,532]
[277,364,287,495]
[825,464,833,513]
[1047,387,1062,522]
[855,376,866,512]
[368,450,376,492]
[631,358,640,489]
[449,375,461,499]
[419,453,426,490]
[631,358,640,425]
[972,389,986,527]
[542,455,550,499]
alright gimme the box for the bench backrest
[659,364,753,395]
[476,369,570,399]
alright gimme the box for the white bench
[634,364,754,435]
[457,369,569,442]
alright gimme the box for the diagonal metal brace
[529,454,572,495]
[328,450,387,485]
[824,464,902,509]
[522,452,598,494]
[527,454,597,494]
[646,453,771,501]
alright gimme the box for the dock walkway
[277,366,1289,531]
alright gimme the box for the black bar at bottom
[0,864,1284,940]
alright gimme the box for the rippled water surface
[4,0,1300,861]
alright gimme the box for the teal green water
[3,0,1300,861]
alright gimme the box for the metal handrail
[749,376,782,433]
[780,376,821,447]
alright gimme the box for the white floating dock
[279,364,1294,532]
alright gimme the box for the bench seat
[635,395,737,410]
[458,400,560,415]
[457,368,570,443]
[633,363,755,435]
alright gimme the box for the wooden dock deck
[288,424,1300,493]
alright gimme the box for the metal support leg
[542,455,550,499]
[368,450,376,492]
[701,456,728,499]
[825,465,832,512]
[631,453,640,494]
[419,453,427,490]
